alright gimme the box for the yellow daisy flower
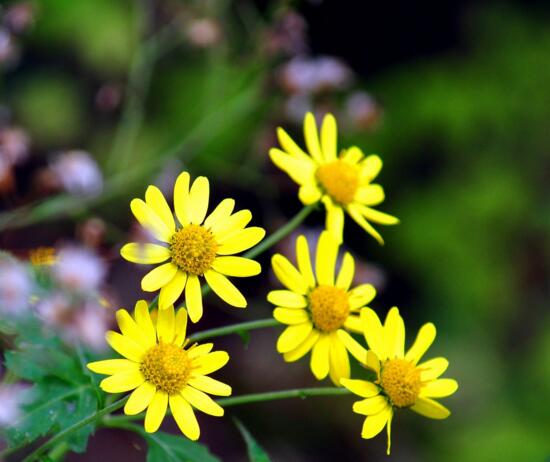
[88,301,232,440]
[120,172,265,322]
[269,112,399,244]
[268,231,377,385]
[339,307,458,454]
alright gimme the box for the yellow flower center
[316,160,359,205]
[309,285,350,332]
[140,343,191,395]
[169,224,218,275]
[380,358,421,408]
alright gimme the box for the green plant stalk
[20,397,128,462]
[188,318,279,343]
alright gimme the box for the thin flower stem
[20,397,128,462]
[188,318,280,343]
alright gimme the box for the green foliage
[234,419,271,462]
[143,430,221,462]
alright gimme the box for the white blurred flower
[50,150,103,197]
[0,126,30,166]
[0,383,29,427]
[53,246,106,293]
[0,257,32,315]
[186,18,222,48]
[345,91,381,130]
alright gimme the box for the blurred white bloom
[186,18,222,48]
[279,56,353,94]
[0,257,32,315]
[0,383,29,427]
[74,303,109,350]
[284,93,312,123]
[0,28,19,66]
[345,91,381,130]
[53,246,106,293]
[0,126,30,165]
[50,150,103,197]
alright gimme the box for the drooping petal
[361,406,392,439]
[145,185,175,233]
[185,275,203,323]
[188,176,210,225]
[340,379,380,398]
[328,333,350,385]
[310,334,331,380]
[141,263,178,292]
[144,391,168,433]
[204,270,246,308]
[181,386,224,416]
[120,243,170,264]
[296,235,316,288]
[170,394,200,440]
[267,290,307,308]
[361,308,386,361]
[187,376,232,396]
[353,395,388,416]
[324,202,345,245]
[217,227,265,255]
[347,204,384,245]
[357,205,399,226]
[283,330,320,362]
[315,231,338,286]
[298,183,322,205]
[410,397,451,419]
[271,254,309,295]
[383,307,405,359]
[174,172,190,226]
[335,252,355,290]
[405,323,436,364]
[124,382,157,415]
[158,271,186,310]
[130,199,172,243]
[276,322,313,353]
[420,379,458,398]
[211,256,261,277]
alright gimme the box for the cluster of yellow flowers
[88,113,457,454]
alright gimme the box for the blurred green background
[0,0,549,461]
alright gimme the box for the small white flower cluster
[0,255,32,315]
[49,150,103,197]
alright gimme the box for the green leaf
[144,431,220,462]
[57,387,99,453]
[234,419,271,462]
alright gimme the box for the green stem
[21,397,128,462]
[47,442,69,461]
[188,318,279,343]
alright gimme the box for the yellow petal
[296,235,316,288]
[100,369,144,393]
[328,333,350,385]
[383,307,405,359]
[361,406,392,439]
[204,198,235,230]
[141,263,178,292]
[355,184,384,206]
[353,395,388,416]
[185,275,203,323]
[211,210,252,240]
[181,386,224,416]
[347,204,384,245]
[187,375,232,396]
[341,146,364,164]
[130,199,172,243]
[173,308,188,347]
[106,331,145,362]
[324,202,345,245]
[212,256,261,277]
[116,309,154,349]
[315,231,338,286]
[298,183,322,205]
[267,290,307,308]
[124,381,157,415]
[204,270,246,308]
[134,300,156,346]
[188,176,210,225]
[310,334,330,380]
[320,113,337,161]
[418,357,449,381]
[283,330,320,362]
[187,343,213,360]
[303,112,323,162]
[405,322,436,364]
[174,171,190,226]
[340,378,380,398]
[335,252,355,290]
[420,379,458,398]
[120,243,170,264]
[386,410,393,455]
[359,155,382,182]
[144,391,168,433]
[158,271,186,310]
[343,315,362,333]
[87,359,139,375]
[216,227,265,255]
[276,126,310,161]
[358,205,399,226]
[273,308,309,325]
[156,304,175,343]
[271,254,309,295]
[348,284,376,309]
[360,308,386,361]
[145,185,175,232]
[269,148,315,185]
[366,350,381,375]
[337,330,367,365]
[410,397,450,419]
[192,351,229,375]
[170,394,200,440]
[276,322,313,353]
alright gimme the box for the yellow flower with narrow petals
[270,112,399,244]
[338,307,458,454]
[268,231,377,385]
[88,301,232,440]
[120,172,265,322]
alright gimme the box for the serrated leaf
[144,431,221,462]
[234,419,271,462]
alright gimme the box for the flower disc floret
[380,358,421,408]
[309,285,350,332]
[140,343,191,395]
[316,160,359,205]
[169,224,218,275]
